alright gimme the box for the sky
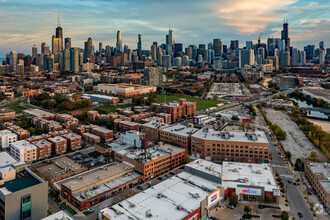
[0,0,329,57]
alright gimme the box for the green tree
[294,158,303,171]
[184,151,191,164]
[72,93,81,101]
[244,205,251,214]
[284,151,292,160]
[228,192,238,206]
[309,151,320,162]
[280,211,289,220]
[264,194,274,204]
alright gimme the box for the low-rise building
[32,139,52,160]
[82,132,101,144]
[159,124,198,152]
[48,136,67,155]
[114,143,185,181]
[0,122,30,140]
[91,126,113,142]
[0,152,26,184]
[93,83,156,97]
[120,130,145,148]
[55,163,143,211]
[10,140,37,163]
[191,129,270,163]
[142,122,171,143]
[304,162,329,209]
[118,121,140,131]
[0,129,18,150]
[0,108,15,120]
[62,133,82,151]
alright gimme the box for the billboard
[237,187,262,196]
[207,189,220,207]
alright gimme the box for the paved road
[265,133,314,220]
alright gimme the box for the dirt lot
[265,108,322,162]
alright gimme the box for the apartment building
[304,162,329,209]
[62,133,82,151]
[10,140,37,163]
[0,108,15,120]
[48,136,67,155]
[119,121,140,131]
[142,122,171,143]
[0,129,18,150]
[114,143,185,181]
[151,99,197,123]
[90,126,113,142]
[82,133,101,144]
[159,124,198,152]
[191,128,270,163]
[32,140,52,159]
[1,122,30,140]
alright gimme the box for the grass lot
[94,104,134,113]
[1,100,30,113]
[83,211,94,216]
[59,202,77,215]
[141,94,226,111]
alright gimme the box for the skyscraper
[281,19,290,51]
[230,40,239,51]
[239,49,255,68]
[56,25,63,50]
[246,41,254,49]
[213,39,223,57]
[292,48,299,66]
[281,51,290,66]
[32,44,38,65]
[84,37,93,60]
[151,45,157,60]
[64,38,71,49]
[62,48,71,71]
[319,41,325,50]
[304,45,315,60]
[162,55,171,68]
[116,31,122,52]
[70,47,80,73]
[9,51,17,72]
[319,49,325,65]
[99,42,103,54]
[168,29,174,46]
[41,42,50,55]
[299,51,306,66]
[137,34,142,50]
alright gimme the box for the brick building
[32,139,52,159]
[151,99,197,123]
[82,133,101,144]
[159,124,198,152]
[118,121,140,131]
[0,122,30,140]
[191,129,270,163]
[142,122,170,143]
[62,133,82,151]
[114,143,185,181]
[48,136,67,155]
[90,127,113,142]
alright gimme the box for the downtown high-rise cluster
[0,20,329,75]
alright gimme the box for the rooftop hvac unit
[146,209,152,218]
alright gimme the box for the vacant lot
[266,108,322,162]
[1,100,30,113]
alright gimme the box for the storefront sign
[237,187,261,196]
[207,189,220,207]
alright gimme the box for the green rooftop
[1,171,41,193]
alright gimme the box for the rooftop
[185,159,222,177]
[192,129,269,144]
[83,132,100,139]
[62,133,81,139]
[0,129,16,137]
[161,124,198,137]
[56,163,135,194]
[41,210,75,220]
[0,152,17,168]
[33,139,51,147]
[100,171,221,220]
[142,122,170,129]
[1,170,41,194]
[48,136,67,143]
[0,108,15,114]
[221,162,278,192]
[10,140,36,150]
[306,162,329,193]
[92,126,113,133]
[23,108,54,118]
[116,146,169,164]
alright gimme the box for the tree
[309,151,320,162]
[184,151,191,164]
[265,194,274,204]
[284,151,292,160]
[244,205,251,214]
[72,93,81,101]
[294,158,302,171]
[231,115,239,121]
[280,211,289,220]
[228,192,238,206]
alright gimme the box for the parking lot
[265,108,321,162]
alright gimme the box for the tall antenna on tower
[57,16,61,27]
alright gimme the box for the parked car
[88,208,96,212]
[157,177,163,181]
[137,186,143,190]
[298,212,303,218]
[292,180,296,185]
[287,179,291,184]
[170,171,175,175]
[227,204,236,209]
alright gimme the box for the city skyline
[0,0,329,57]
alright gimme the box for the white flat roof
[192,129,269,144]
[185,159,222,177]
[32,139,51,147]
[23,108,54,118]
[100,171,221,220]
[142,122,170,129]
[0,152,17,168]
[41,211,74,220]
[48,136,66,143]
[161,124,198,137]
[221,162,278,192]
[116,147,168,163]
[0,129,16,137]
[10,140,36,150]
